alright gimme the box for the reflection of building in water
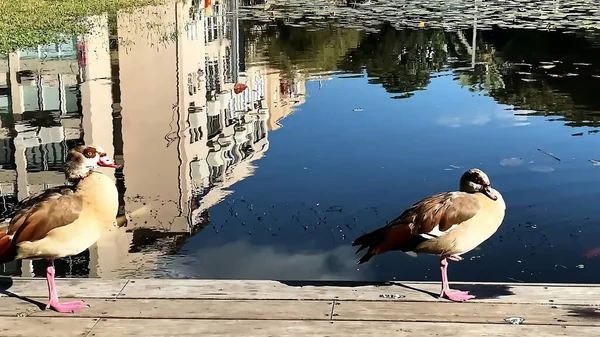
[0,0,307,279]
[117,0,297,235]
[265,72,306,131]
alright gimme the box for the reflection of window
[187,72,198,95]
[223,15,231,39]
[253,120,265,143]
[205,58,220,99]
[240,141,252,159]
[224,108,234,127]
[209,164,224,184]
[204,15,219,43]
[223,47,233,84]
[189,127,202,144]
[186,17,199,40]
[206,114,221,139]
[224,149,234,170]
[0,139,15,170]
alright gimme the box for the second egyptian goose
[353,168,506,302]
[0,145,119,313]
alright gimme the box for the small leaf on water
[418,22,425,27]
[539,64,555,69]
[576,264,584,269]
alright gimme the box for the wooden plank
[118,279,600,305]
[332,301,600,326]
[0,317,98,337]
[0,297,333,320]
[88,319,600,337]
[0,277,127,298]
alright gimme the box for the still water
[1,1,600,284]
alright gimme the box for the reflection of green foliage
[337,24,461,96]
[465,29,600,127]
[244,20,364,77]
[455,32,506,92]
[0,0,164,54]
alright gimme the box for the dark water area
[1,1,600,284]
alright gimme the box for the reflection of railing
[205,58,220,98]
[223,46,233,84]
[25,142,70,172]
[19,36,81,60]
[204,15,220,43]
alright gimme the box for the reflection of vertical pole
[471,2,478,69]
[231,0,239,81]
[36,75,45,111]
[58,74,67,115]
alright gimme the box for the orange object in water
[234,83,247,94]
[204,0,211,8]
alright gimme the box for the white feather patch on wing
[419,224,458,240]
[404,251,418,257]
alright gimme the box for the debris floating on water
[537,148,561,161]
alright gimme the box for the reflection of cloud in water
[500,157,554,172]
[437,115,490,128]
[437,105,530,128]
[163,241,365,280]
[529,165,555,173]
[500,157,524,167]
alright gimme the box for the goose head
[459,168,497,201]
[64,145,119,182]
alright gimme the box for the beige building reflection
[0,0,306,278]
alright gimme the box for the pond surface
[1,0,600,284]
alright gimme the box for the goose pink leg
[439,256,475,302]
[45,259,89,313]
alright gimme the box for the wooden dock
[0,277,599,336]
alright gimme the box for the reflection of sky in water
[167,71,600,283]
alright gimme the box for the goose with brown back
[352,168,506,302]
[0,145,119,313]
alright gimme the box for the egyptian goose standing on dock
[353,168,506,302]
[0,145,119,313]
